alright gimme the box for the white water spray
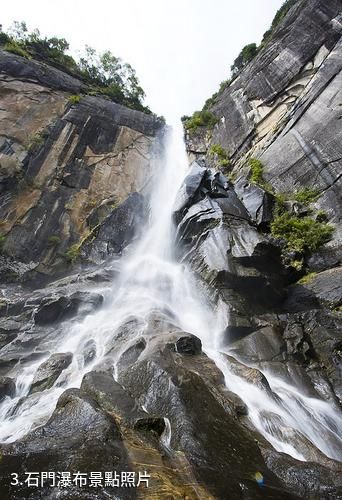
[0,122,341,464]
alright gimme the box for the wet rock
[81,370,146,423]
[175,163,289,315]
[307,247,341,273]
[175,334,202,355]
[229,325,285,363]
[173,161,207,223]
[82,193,149,264]
[119,345,294,499]
[222,389,248,416]
[82,339,97,366]
[224,355,275,396]
[283,320,312,364]
[34,291,103,325]
[0,388,135,499]
[0,376,15,401]
[234,176,275,228]
[117,338,146,373]
[299,310,342,403]
[29,352,73,394]
[133,417,166,436]
[282,283,321,312]
[263,447,342,499]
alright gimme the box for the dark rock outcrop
[174,161,289,323]
[175,334,202,355]
[29,352,73,394]
[0,376,15,401]
[34,291,103,325]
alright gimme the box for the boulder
[118,342,294,499]
[82,339,97,366]
[172,161,207,223]
[34,291,103,325]
[234,176,275,228]
[29,352,73,394]
[263,448,342,499]
[117,338,146,373]
[175,334,202,355]
[82,192,149,264]
[0,388,135,499]
[0,376,15,401]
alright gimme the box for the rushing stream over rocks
[0,122,341,499]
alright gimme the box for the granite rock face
[0,49,164,282]
[185,0,342,255]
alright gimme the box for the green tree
[231,43,258,76]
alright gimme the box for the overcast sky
[2,0,284,120]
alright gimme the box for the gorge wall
[0,49,164,283]
[185,0,342,258]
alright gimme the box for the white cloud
[2,0,284,120]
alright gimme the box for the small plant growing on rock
[298,272,317,285]
[64,243,81,263]
[271,211,334,254]
[69,94,81,105]
[0,234,6,251]
[47,235,61,247]
[4,40,30,58]
[27,133,45,153]
[249,158,264,185]
[209,144,231,168]
[184,111,218,132]
[293,187,320,204]
[248,157,272,191]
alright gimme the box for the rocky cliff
[0,49,164,283]
[185,0,342,261]
[0,2,342,500]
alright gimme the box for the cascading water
[0,121,341,465]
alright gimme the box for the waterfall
[0,122,341,465]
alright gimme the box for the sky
[2,0,284,120]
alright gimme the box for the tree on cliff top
[230,43,258,77]
[1,21,149,113]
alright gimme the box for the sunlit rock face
[0,50,164,282]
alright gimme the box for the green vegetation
[69,95,81,105]
[298,272,317,285]
[293,187,320,204]
[1,21,150,113]
[27,132,45,152]
[0,32,10,45]
[315,210,328,222]
[245,159,333,262]
[248,157,272,191]
[209,144,230,168]
[47,235,61,246]
[4,40,30,58]
[271,211,334,254]
[0,234,6,251]
[249,158,264,185]
[231,43,258,77]
[64,243,81,263]
[183,110,218,131]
